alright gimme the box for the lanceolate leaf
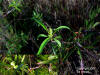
[48,55,58,60]
[37,55,58,64]
[37,34,47,40]
[54,38,61,47]
[37,38,50,55]
[32,17,48,32]
[37,59,55,65]
[54,26,70,33]
[92,22,100,29]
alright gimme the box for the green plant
[85,7,100,30]
[8,0,23,12]
[0,54,29,75]
[32,11,70,55]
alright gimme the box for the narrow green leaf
[21,55,25,62]
[37,34,47,40]
[54,26,70,33]
[32,17,48,32]
[48,55,58,60]
[37,60,50,65]
[92,22,100,28]
[37,55,58,64]
[37,38,50,55]
[54,38,61,47]
[77,49,82,60]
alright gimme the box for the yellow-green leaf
[54,26,70,33]
[48,28,53,38]
[48,55,58,60]
[54,38,61,47]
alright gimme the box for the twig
[3,8,15,17]
[76,42,100,62]
[29,65,41,70]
